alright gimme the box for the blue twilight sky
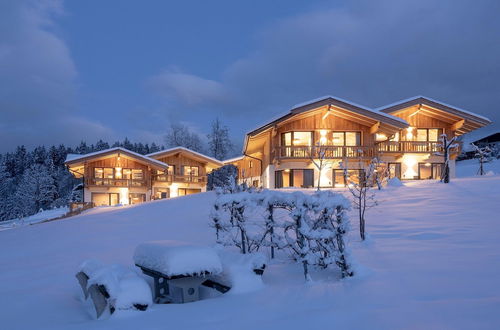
[1,0,500,153]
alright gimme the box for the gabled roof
[377,95,492,123]
[147,147,223,166]
[65,147,168,170]
[246,95,408,138]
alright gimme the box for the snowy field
[0,161,499,329]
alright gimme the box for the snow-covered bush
[210,189,353,281]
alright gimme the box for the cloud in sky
[0,0,116,151]
[1,0,499,152]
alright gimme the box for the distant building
[472,132,500,148]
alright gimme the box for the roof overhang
[65,147,169,174]
[378,96,492,135]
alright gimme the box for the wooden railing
[376,141,441,153]
[154,174,207,183]
[87,178,147,187]
[275,145,375,159]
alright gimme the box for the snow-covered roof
[376,95,492,123]
[222,155,245,163]
[147,146,223,166]
[291,95,409,125]
[64,147,169,169]
[246,95,408,138]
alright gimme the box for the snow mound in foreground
[216,249,267,294]
[387,177,404,187]
[134,241,223,276]
[80,261,152,310]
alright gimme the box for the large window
[275,169,314,188]
[403,128,442,142]
[281,131,313,146]
[332,132,361,146]
[418,163,443,180]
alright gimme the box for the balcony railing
[87,178,147,187]
[275,145,375,159]
[154,174,207,183]
[376,141,441,153]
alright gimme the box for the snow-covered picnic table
[134,241,224,303]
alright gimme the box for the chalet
[225,96,491,188]
[147,147,222,198]
[65,147,222,206]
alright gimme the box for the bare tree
[309,142,334,190]
[207,118,234,160]
[370,157,389,190]
[436,134,459,183]
[342,159,377,241]
[165,123,205,153]
[471,143,492,175]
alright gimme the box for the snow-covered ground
[0,206,68,231]
[1,162,499,329]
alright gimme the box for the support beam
[370,122,380,134]
[451,119,465,132]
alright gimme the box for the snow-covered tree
[436,134,459,183]
[207,118,234,160]
[165,123,205,153]
[471,143,492,175]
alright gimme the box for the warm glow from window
[406,127,414,140]
[402,155,418,179]
[375,133,387,141]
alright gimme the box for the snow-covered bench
[133,241,224,303]
[76,260,152,318]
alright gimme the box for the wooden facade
[66,147,223,205]
[230,96,491,188]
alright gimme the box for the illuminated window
[428,129,440,142]
[131,169,143,180]
[281,132,313,146]
[94,168,104,178]
[332,132,361,146]
[123,169,132,179]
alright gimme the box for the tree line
[0,119,237,222]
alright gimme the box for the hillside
[0,169,499,329]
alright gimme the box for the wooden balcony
[275,145,376,159]
[154,174,207,183]
[86,178,147,187]
[376,141,441,153]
